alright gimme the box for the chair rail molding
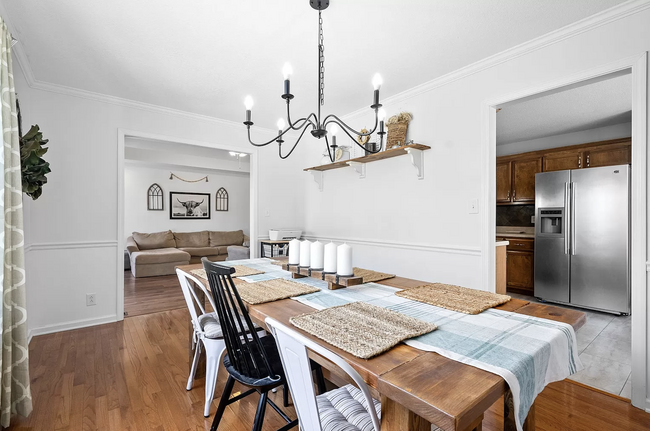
[26,240,119,252]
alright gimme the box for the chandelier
[243,0,386,162]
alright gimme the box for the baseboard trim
[302,235,480,256]
[28,314,118,342]
[27,240,119,252]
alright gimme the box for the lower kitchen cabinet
[498,237,535,295]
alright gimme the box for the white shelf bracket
[346,161,366,179]
[311,171,324,191]
[405,148,424,180]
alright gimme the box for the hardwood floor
[7,308,650,430]
[124,271,187,317]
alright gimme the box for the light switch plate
[469,199,479,214]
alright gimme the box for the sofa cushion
[132,230,176,250]
[179,247,220,257]
[209,230,244,247]
[174,231,209,248]
[131,248,190,265]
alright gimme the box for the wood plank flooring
[124,272,187,317]
[6,307,650,431]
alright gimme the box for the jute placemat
[236,278,320,305]
[189,265,264,281]
[290,302,437,359]
[395,283,511,315]
[353,267,395,283]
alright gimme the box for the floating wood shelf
[282,263,363,290]
[304,143,430,190]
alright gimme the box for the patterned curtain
[0,18,32,426]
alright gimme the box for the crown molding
[343,0,650,120]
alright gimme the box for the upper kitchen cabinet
[512,158,542,202]
[496,138,631,205]
[542,149,584,172]
[496,161,512,203]
[584,140,631,168]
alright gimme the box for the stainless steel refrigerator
[534,164,630,315]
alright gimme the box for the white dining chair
[265,317,382,431]
[176,268,230,417]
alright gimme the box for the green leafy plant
[19,125,51,200]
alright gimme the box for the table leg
[380,395,430,431]
[504,390,535,431]
[188,281,206,379]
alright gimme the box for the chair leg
[204,345,225,417]
[282,384,289,407]
[314,365,326,395]
[252,391,269,431]
[187,340,202,391]
[211,375,235,431]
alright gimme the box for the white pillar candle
[337,243,353,276]
[299,240,311,267]
[324,242,337,273]
[288,238,301,265]
[310,241,324,270]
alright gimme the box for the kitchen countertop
[496,226,535,239]
[495,241,509,247]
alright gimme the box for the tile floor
[510,293,631,398]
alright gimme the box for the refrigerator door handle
[571,182,576,255]
[564,182,569,254]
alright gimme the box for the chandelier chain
[319,11,325,106]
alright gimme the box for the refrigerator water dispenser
[538,208,563,235]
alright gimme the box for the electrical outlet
[531,215,535,224]
[86,293,96,306]
[469,199,479,214]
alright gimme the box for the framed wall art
[169,192,211,219]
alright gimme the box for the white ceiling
[496,73,632,145]
[4,0,627,129]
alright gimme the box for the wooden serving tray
[282,263,363,290]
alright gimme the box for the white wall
[496,122,632,156]
[124,164,250,240]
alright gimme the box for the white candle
[299,240,311,267]
[324,242,337,273]
[337,243,353,276]
[310,241,324,270]
[288,238,301,265]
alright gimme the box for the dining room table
[177,259,586,431]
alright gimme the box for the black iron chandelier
[243,0,386,162]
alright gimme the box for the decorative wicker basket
[386,112,412,150]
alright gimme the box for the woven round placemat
[236,278,320,305]
[190,265,264,281]
[353,267,395,284]
[395,283,511,315]
[290,301,437,359]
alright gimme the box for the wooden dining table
[177,262,586,431]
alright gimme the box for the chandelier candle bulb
[336,243,353,277]
[282,63,293,96]
[299,240,312,267]
[324,242,337,273]
[288,238,301,265]
[244,95,254,124]
[310,241,324,270]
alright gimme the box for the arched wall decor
[216,187,229,211]
[147,183,164,210]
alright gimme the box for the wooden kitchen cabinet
[542,149,584,172]
[496,161,512,203]
[506,250,534,295]
[512,158,541,203]
[584,142,631,168]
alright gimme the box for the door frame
[480,52,648,409]
[116,129,259,322]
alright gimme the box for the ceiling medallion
[243,0,386,162]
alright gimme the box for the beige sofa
[126,230,247,277]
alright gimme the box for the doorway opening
[481,53,647,409]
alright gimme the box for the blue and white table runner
[223,258,582,431]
